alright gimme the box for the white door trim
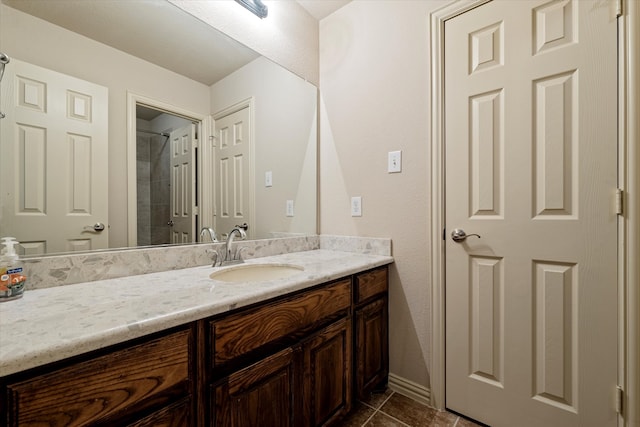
[428,1,639,425]
[620,1,640,425]
[126,92,208,247]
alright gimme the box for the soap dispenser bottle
[0,237,26,301]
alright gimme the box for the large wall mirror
[0,0,318,256]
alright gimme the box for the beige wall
[320,0,447,390]
[0,5,210,249]
[169,0,319,86]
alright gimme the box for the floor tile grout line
[374,410,413,427]
[360,408,377,427]
[358,390,396,412]
[377,390,395,409]
[360,391,397,427]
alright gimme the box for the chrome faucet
[200,227,218,243]
[223,226,247,264]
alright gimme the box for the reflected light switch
[265,171,273,187]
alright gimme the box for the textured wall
[320,0,448,391]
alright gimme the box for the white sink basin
[209,263,304,282]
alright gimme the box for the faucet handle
[235,223,249,231]
[235,246,248,262]
[206,248,220,267]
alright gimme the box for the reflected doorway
[135,104,200,246]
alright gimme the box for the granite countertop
[0,249,393,377]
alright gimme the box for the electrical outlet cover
[351,196,362,217]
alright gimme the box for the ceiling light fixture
[235,0,268,18]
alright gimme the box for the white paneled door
[444,1,618,426]
[169,124,196,244]
[214,106,251,239]
[0,59,108,255]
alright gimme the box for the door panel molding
[212,97,255,240]
[429,1,638,425]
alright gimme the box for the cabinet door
[213,347,297,427]
[355,297,388,399]
[301,317,352,427]
[5,328,194,427]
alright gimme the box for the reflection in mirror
[136,105,196,247]
[0,0,317,256]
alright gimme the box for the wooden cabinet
[209,279,352,427]
[212,347,298,427]
[354,267,389,399]
[0,265,389,427]
[209,279,351,370]
[301,317,352,427]
[2,327,196,427]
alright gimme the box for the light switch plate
[265,171,273,187]
[388,150,402,173]
[286,200,294,217]
[351,196,362,217]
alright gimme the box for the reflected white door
[214,106,251,239]
[444,1,618,426]
[169,123,196,243]
[0,59,108,255]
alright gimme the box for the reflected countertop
[0,249,393,377]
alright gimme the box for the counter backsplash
[21,235,391,290]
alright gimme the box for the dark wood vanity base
[0,266,389,427]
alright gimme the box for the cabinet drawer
[211,279,351,365]
[127,398,192,427]
[6,328,193,427]
[355,267,388,304]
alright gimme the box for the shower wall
[136,119,153,246]
[149,131,171,245]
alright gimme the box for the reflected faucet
[200,227,218,243]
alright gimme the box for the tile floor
[337,389,485,427]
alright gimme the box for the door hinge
[615,188,624,215]
[615,385,624,414]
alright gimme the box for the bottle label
[0,266,25,296]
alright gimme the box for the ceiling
[3,0,259,86]
[2,0,351,87]
[296,0,352,20]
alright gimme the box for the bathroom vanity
[0,249,391,426]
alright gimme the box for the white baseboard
[387,373,432,407]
